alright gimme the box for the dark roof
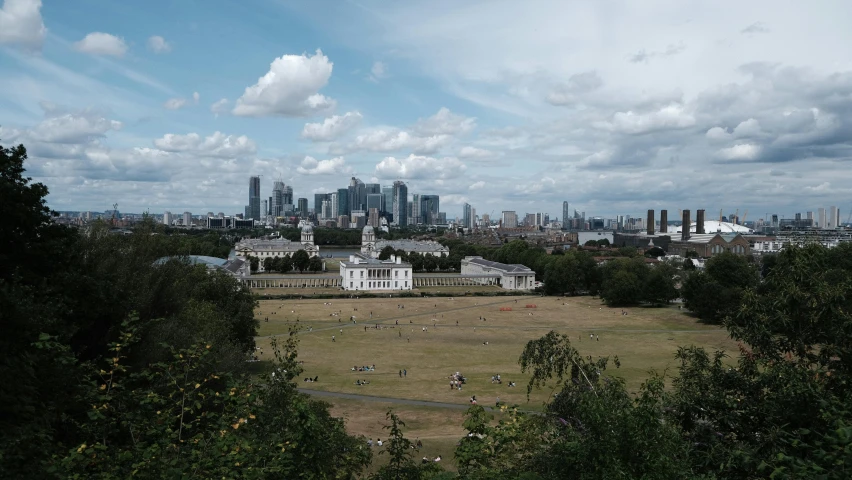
[464,257,532,273]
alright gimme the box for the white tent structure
[675,220,753,234]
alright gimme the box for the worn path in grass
[299,388,471,410]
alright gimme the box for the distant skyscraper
[382,186,393,215]
[392,181,408,226]
[314,193,328,213]
[411,194,422,225]
[163,211,172,226]
[562,201,570,229]
[818,207,827,229]
[366,193,384,212]
[501,211,518,228]
[297,198,308,216]
[247,176,261,219]
[420,195,440,224]
[329,192,339,219]
[183,212,192,226]
[828,206,839,229]
[337,187,349,217]
[368,208,380,227]
[365,183,381,195]
[463,203,473,229]
[262,200,268,217]
[348,177,365,213]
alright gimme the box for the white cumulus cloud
[716,143,762,161]
[164,98,187,110]
[147,35,171,53]
[469,180,486,190]
[192,92,200,104]
[210,98,229,117]
[296,156,352,175]
[598,104,695,134]
[0,0,46,51]
[374,154,466,180]
[301,111,362,141]
[232,49,336,117]
[458,146,498,158]
[153,132,257,158]
[74,32,128,57]
[28,106,123,144]
[413,107,476,136]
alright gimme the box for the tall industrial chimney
[696,209,706,234]
[681,210,690,241]
[660,210,668,233]
[647,209,654,235]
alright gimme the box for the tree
[371,410,444,480]
[249,255,259,273]
[408,252,424,272]
[599,258,648,306]
[378,245,396,260]
[643,262,678,305]
[681,252,759,323]
[423,254,438,273]
[263,256,274,272]
[292,249,310,272]
[280,254,293,273]
[308,255,323,273]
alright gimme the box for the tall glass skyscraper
[247,176,261,220]
[392,181,408,226]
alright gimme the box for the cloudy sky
[2,0,852,221]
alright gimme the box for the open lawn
[254,295,739,406]
[253,294,739,472]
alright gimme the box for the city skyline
[2,1,852,218]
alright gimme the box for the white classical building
[340,253,413,291]
[234,224,320,272]
[360,225,449,258]
[460,256,536,290]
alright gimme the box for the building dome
[362,225,374,234]
[301,224,313,233]
[674,220,752,234]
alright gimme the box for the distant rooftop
[463,256,533,274]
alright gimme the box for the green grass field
[253,294,739,471]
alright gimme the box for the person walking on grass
[332,335,335,342]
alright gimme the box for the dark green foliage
[291,249,310,272]
[379,245,396,260]
[598,257,649,306]
[371,410,445,480]
[681,252,759,323]
[643,262,678,305]
[308,255,323,272]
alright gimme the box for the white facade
[754,230,852,254]
[340,254,413,291]
[460,256,535,290]
[234,224,320,272]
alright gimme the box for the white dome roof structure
[363,225,374,234]
[300,224,313,233]
[674,221,752,234]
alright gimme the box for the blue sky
[2,0,852,221]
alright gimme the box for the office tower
[282,185,293,205]
[419,195,439,224]
[297,198,308,216]
[382,186,393,214]
[163,211,172,226]
[183,212,192,226]
[818,207,826,229]
[392,181,408,226]
[271,181,285,217]
[248,176,261,219]
[411,194,421,225]
[329,192,339,220]
[462,203,476,228]
[337,187,349,217]
[501,211,518,228]
[314,193,328,213]
[828,206,839,229]
[348,177,365,213]
[806,211,814,224]
[365,183,381,195]
[262,200,268,218]
[338,215,350,228]
[321,199,332,220]
[366,193,384,212]
[562,202,570,229]
[368,208,380,227]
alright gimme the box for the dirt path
[298,388,472,410]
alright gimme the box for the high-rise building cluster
[229,175,446,229]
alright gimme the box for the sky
[1,0,852,221]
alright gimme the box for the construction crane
[741,210,748,226]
